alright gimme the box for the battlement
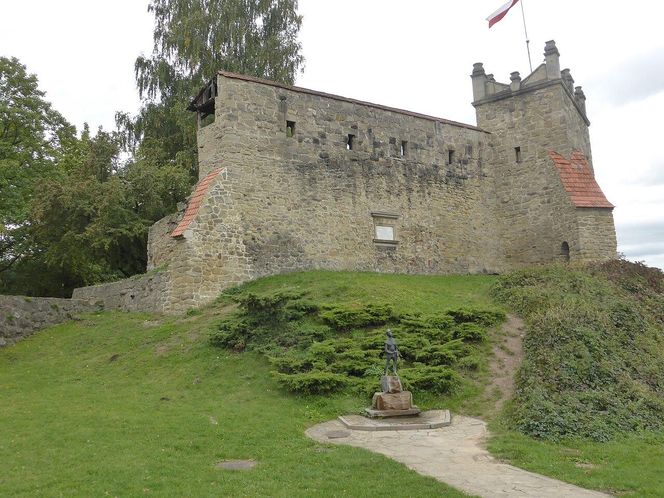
[471,40,588,125]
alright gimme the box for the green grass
[1,272,492,497]
[488,417,664,497]
[225,270,498,314]
[4,267,664,497]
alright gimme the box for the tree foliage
[1,2,304,296]
[0,59,190,296]
[119,0,304,182]
[136,0,304,99]
[0,57,75,272]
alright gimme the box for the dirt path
[483,314,526,414]
[306,416,610,498]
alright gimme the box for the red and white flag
[486,0,519,28]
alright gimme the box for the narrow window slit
[286,120,295,137]
[515,146,522,163]
[347,134,355,150]
[561,241,570,262]
[400,141,407,157]
[448,149,455,164]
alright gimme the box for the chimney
[544,40,561,80]
[471,62,487,101]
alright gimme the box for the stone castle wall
[0,296,103,347]
[576,208,618,261]
[134,73,507,313]
[193,73,505,281]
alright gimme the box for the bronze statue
[384,328,399,375]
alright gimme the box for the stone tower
[471,40,616,264]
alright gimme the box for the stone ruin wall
[71,270,171,312]
[0,295,103,347]
[147,213,181,270]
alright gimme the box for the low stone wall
[71,270,169,313]
[0,295,103,347]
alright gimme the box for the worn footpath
[306,415,610,498]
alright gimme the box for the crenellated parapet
[471,40,589,125]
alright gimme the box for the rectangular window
[515,146,522,162]
[347,134,355,150]
[286,120,295,137]
[400,141,407,157]
[448,149,455,164]
[375,225,395,241]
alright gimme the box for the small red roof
[171,168,225,237]
[549,151,614,209]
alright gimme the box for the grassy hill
[2,265,664,497]
[487,260,664,496]
[1,271,499,498]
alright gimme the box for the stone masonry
[73,40,617,313]
[0,295,103,347]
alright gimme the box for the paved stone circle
[326,430,351,439]
[340,409,451,431]
[215,459,257,470]
[306,415,610,498]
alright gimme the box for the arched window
[561,241,570,262]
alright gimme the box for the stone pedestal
[365,375,420,418]
[381,375,403,393]
[372,391,412,411]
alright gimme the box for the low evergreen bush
[210,288,505,396]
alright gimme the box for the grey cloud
[628,161,664,186]
[617,220,664,245]
[616,220,664,262]
[620,242,664,258]
[589,49,664,105]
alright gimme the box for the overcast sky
[1,0,662,269]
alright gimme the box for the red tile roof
[549,151,614,208]
[171,168,225,237]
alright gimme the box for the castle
[73,40,617,313]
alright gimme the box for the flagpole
[520,0,533,73]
